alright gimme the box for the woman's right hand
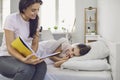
[22,54,43,65]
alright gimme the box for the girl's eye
[31,9,39,12]
[72,48,74,51]
[31,9,36,12]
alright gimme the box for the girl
[36,38,91,67]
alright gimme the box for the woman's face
[66,45,80,58]
[22,3,40,21]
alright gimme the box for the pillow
[61,59,111,71]
[69,40,110,61]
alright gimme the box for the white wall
[0,0,2,29]
[10,0,19,13]
[97,0,120,42]
[72,0,97,43]
[9,0,99,43]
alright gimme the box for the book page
[19,37,30,50]
[19,36,60,59]
[40,52,60,59]
[19,36,35,53]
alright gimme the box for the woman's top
[0,12,33,56]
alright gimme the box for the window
[58,0,75,32]
[40,0,75,33]
[0,0,2,30]
[0,0,10,31]
[0,0,75,33]
[40,0,56,31]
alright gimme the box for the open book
[11,36,60,59]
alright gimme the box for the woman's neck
[20,13,29,21]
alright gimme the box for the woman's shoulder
[6,12,20,21]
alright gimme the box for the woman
[0,0,46,80]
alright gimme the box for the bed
[0,34,120,80]
[43,39,118,80]
[44,64,112,80]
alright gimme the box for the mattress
[0,64,112,80]
[44,65,112,80]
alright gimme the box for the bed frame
[108,41,120,80]
[0,36,120,80]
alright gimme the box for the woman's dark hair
[19,0,43,37]
[76,44,91,56]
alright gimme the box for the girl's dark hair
[76,44,91,56]
[19,0,43,37]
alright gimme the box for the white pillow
[69,40,110,61]
[61,59,111,71]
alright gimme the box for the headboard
[107,41,120,80]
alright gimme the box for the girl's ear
[23,9,25,13]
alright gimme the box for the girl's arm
[50,56,62,62]
[49,45,63,62]
[54,60,67,67]
[50,44,69,62]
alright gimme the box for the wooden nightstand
[85,35,100,43]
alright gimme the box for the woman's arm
[5,29,26,62]
[31,30,39,53]
[5,29,43,65]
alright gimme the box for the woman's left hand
[23,54,44,65]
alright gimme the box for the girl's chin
[31,16,36,19]
[31,17,36,19]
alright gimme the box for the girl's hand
[65,50,72,58]
[61,56,69,60]
[22,54,43,65]
[65,49,74,58]
[54,60,67,68]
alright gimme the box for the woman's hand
[22,54,43,65]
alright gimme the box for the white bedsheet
[0,64,113,80]
[44,65,112,80]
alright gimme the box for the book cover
[11,36,37,59]
[11,36,60,59]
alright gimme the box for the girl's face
[66,45,80,58]
[22,3,40,21]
